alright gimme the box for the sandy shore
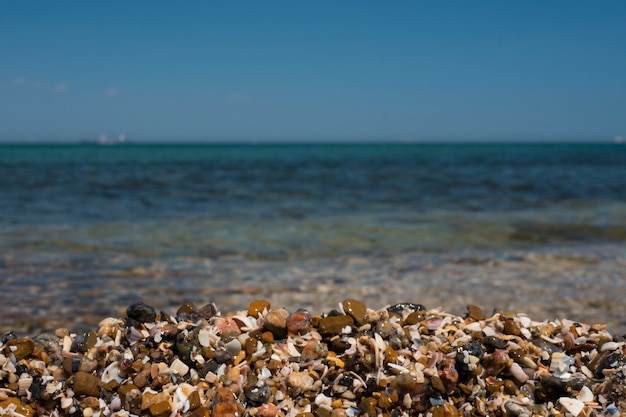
[1,244,626,337]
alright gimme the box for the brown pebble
[141,391,170,411]
[315,407,331,417]
[188,390,202,411]
[358,397,377,415]
[444,401,459,417]
[248,300,271,318]
[342,299,367,326]
[81,397,100,410]
[212,387,241,417]
[503,379,517,395]
[404,311,425,325]
[466,304,486,321]
[190,407,210,417]
[503,319,522,336]
[177,301,196,315]
[134,365,152,388]
[390,373,424,395]
[149,400,172,417]
[257,403,278,417]
[263,309,289,339]
[4,337,35,361]
[287,309,312,335]
[73,371,101,397]
[0,398,35,417]
[318,315,354,336]
[432,405,445,417]
[384,346,398,364]
[261,331,274,344]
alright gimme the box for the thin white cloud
[105,87,120,97]
[53,83,68,93]
[10,77,68,93]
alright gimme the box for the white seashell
[46,380,63,394]
[601,341,622,352]
[580,365,594,380]
[509,362,528,383]
[198,329,211,347]
[170,358,190,376]
[286,342,301,358]
[519,316,531,328]
[558,397,585,417]
[388,363,409,374]
[482,326,496,337]
[62,335,72,353]
[314,393,332,409]
[464,322,482,332]
[101,362,123,383]
[577,385,593,403]
[17,374,33,396]
[61,397,74,409]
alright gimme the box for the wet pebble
[287,309,312,335]
[263,309,289,339]
[126,302,156,323]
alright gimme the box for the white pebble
[559,397,585,417]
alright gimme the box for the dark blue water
[1,143,626,260]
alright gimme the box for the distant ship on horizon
[80,134,128,145]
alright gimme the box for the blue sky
[1,2,625,142]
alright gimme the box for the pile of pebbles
[1,299,626,417]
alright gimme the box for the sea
[2,142,626,334]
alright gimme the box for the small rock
[257,403,277,417]
[73,371,101,397]
[126,302,156,323]
[594,351,626,378]
[466,304,486,321]
[318,315,354,336]
[212,387,240,417]
[287,371,314,395]
[245,384,270,404]
[4,337,35,360]
[264,309,289,339]
[149,400,172,417]
[387,303,426,315]
[248,300,271,318]
[342,299,366,326]
[197,303,218,320]
[287,309,312,335]
[176,301,196,315]
[503,319,521,336]
[390,373,425,396]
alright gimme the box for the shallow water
[1,143,626,335]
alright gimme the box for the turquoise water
[1,143,626,261]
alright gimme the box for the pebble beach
[2,295,626,417]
